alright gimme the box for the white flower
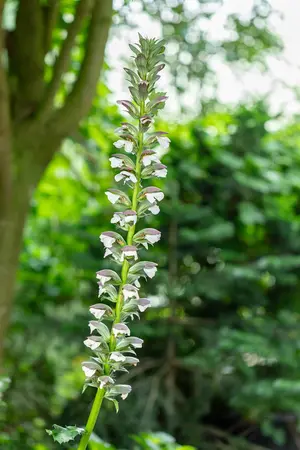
[112,323,130,337]
[138,298,151,312]
[104,248,113,258]
[115,171,137,184]
[110,352,126,362]
[121,245,138,261]
[109,156,123,168]
[134,279,141,288]
[98,282,105,297]
[124,357,139,366]
[88,321,99,333]
[105,191,120,204]
[100,232,116,248]
[123,284,139,302]
[128,337,144,348]
[89,303,112,319]
[141,151,159,167]
[144,229,161,246]
[153,167,167,178]
[148,204,160,215]
[123,210,137,225]
[111,212,122,225]
[84,336,102,350]
[81,362,99,378]
[157,136,171,148]
[98,376,114,389]
[96,273,111,285]
[144,263,157,279]
[113,139,134,154]
[139,187,164,204]
[82,366,96,378]
[116,384,132,400]
[146,191,164,204]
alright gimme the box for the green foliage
[4,99,300,450]
[46,425,84,444]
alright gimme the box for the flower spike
[78,35,169,449]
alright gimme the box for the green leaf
[46,424,85,444]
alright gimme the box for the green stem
[77,388,105,450]
[78,101,145,449]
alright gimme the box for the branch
[39,0,92,119]
[47,0,113,137]
[10,0,44,117]
[42,0,60,55]
[0,0,12,222]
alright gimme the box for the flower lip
[112,323,130,336]
[110,352,126,362]
[89,303,113,319]
[115,170,137,184]
[123,284,139,301]
[98,375,114,389]
[139,186,164,204]
[143,262,157,279]
[81,361,100,378]
[138,298,151,312]
[100,231,120,248]
[96,269,120,283]
[148,204,160,215]
[157,136,171,148]
[84,336,102,350]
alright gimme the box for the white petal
[144,266,157,278]
[148,204,160,215]
[154,168,167,178]
[141,242,149,249]
[110,352,126,362]
[96,274,111,284]
[134,279,141,288]
[129,173,138,183]
[100,235,116,247]
[115,173,124,182]
[124,214,137,225]
[98,285,104,297]
[123,287,139,302]
[89,322,98,332]
[104,248,113,258]
[157,136,171,149]
[110,157,123,168]
[154,192,164,202]
[142,154,158,167]
[146,233,161,244]
[84,338,101,350]
[124,141,134,153]
[113,139,125,149]
[82,366,96,378]
[145,192,164,203]
[124,250,138,259]
[121,393,129,400]
[106,191,120,204]
[111,213,121,224]
[90,307,106,320]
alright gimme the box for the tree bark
[0,0,113,370]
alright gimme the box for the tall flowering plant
[76,36,169,449]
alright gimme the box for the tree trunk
[0,0,113,369]
[0,194,29,368]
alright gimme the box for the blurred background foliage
[2,0,300,449]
